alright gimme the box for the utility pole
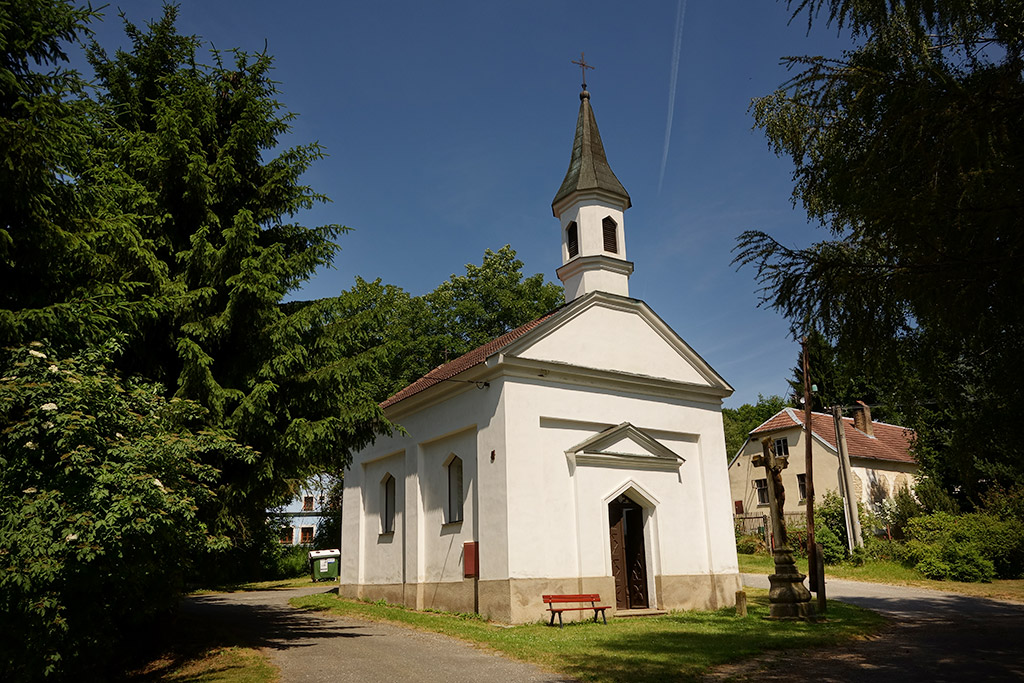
[802,338,817,592]
[832,405,863,550]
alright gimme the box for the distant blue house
[275,478,338,547]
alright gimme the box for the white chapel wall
[518,305,710,385]
[418,427,477,584]
[341,381,502,590]
[500,378,737,582]
[358,450,405,585]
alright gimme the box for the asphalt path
[728,573,1024,682]
[181,585,570,683]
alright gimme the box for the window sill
[378,531,394,541]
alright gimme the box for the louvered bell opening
[567,222,579,258]
[602,216,618,253]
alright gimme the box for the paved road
[181,586,569,683]
[728,573,1024,682]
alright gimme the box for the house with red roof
[728,403,918,521]
[339,84,741,623]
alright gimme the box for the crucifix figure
[752,439,788,549]
[571,52,594,90]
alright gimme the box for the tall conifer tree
[87,7,385,543]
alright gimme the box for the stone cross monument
[752,437,813,619]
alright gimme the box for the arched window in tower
[566,221,579,258]
[445,454,464,523]
[381,473,396,533]
[602,216,618,253]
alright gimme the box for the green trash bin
[309,549,340,582]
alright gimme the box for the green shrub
[915,477,960,514]
[847,545,868,567]
[0,343,251,681]
[816,491,849,550]
[816,523,846,565]
[980,484,1024,524]
[736,535,766,555]
[784,520,808,557]
[863,536,910,564]
[879,485,921,539]
[275,545,312,578]
[905,511,1024,581]
[908,539,996,582]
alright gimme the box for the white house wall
[517,305,710,386]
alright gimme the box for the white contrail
[658,0,687,194]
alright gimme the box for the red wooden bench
[542,593,610,627]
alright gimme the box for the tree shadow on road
[126,587,369,680]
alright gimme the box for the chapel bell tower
[552,68,633,303]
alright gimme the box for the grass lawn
[736,553,1024,603]
[188,576,320,594]
[290,590,884,683]
[133,646,277,683]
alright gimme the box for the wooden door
[609,502,628,608]
[609,495,649,609]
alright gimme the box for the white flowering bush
[0,342,253,680]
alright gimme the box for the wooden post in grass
[736,591,747,617]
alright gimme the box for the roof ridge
[380,304,566,410]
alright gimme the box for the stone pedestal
[767,547,814,620]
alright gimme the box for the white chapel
[338,85,741,623]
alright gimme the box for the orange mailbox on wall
[464,541,478,578]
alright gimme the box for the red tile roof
[381,308,563,410]
[750,408,915,464]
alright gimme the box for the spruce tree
[87,7,384,547]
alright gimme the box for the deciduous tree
[722,394,788,459]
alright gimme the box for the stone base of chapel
[339,572,741,624]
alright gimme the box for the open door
[608,494,649,609]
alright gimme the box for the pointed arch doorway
[608,494,649,609]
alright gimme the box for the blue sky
[76,1,854,408]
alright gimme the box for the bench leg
[601,609,607,625]
[558,612,563,628]
[549,611,555,627]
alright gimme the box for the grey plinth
[767,548,814,620]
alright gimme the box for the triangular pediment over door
[566,422,684,471]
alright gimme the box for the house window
[279,526,294,544]
[566,221,579,258]
[797,473,807,501]
[602,216,618,253]
[446,455,464,524]
[754,478,769,505]
[302,496,314,511]
[300,526,314,544]
[381,473,396,534]
[774,437,789,457]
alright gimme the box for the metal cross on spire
[571,52,594,90]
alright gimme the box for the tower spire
[552,73,633,302]
[551,77,630,216]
